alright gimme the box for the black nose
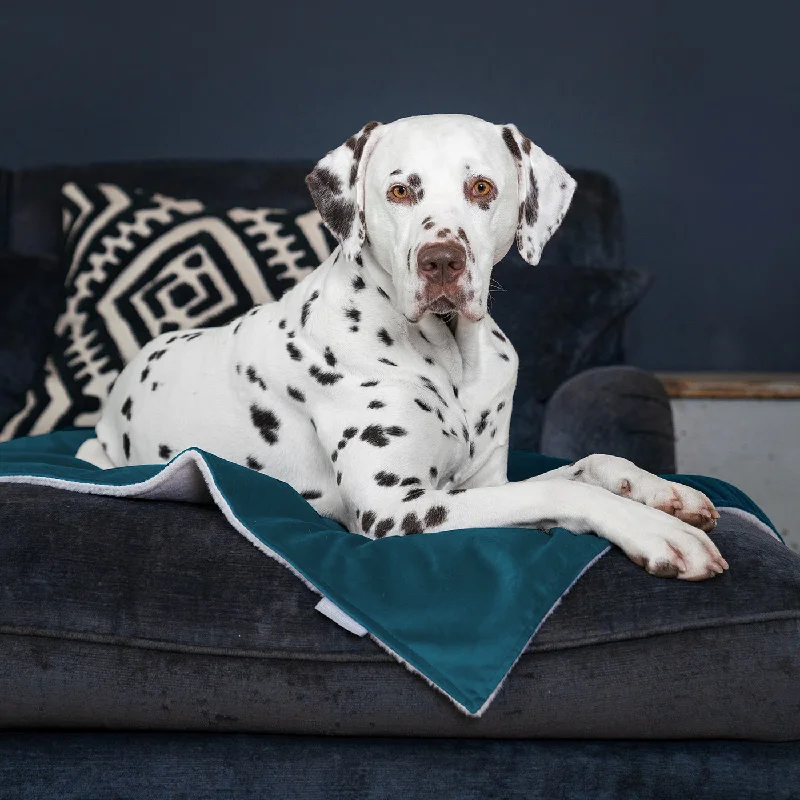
[416,242,467,284]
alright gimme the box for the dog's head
[306,114,575,322]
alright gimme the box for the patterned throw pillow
[1,183,335,440]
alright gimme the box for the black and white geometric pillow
[1,183,335,441]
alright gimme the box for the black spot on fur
[429,467,438,481]
[497,401,506,411]
[246,366,267,391]
[377,287,390,301]
[476,410,490,435]
[235,364,241,375]
[361,510,377,534]
[148,349,167,362]
[368,400,385,409]
[461,424,469,441]
[345,306,361,324]
[400,477,421,486]
[151,382,159,391]
[499,353,510,362]
[140,367,150,382]
[403,487,426,502]
[287,386,306,402]
[452,385,459,399]
[300,290,319,327]
[469,442,475,458]
[331,450,338,462]
[448,488,467,495]
[424,505,448,528]
[306,168,355,240]
[301,490,323,500]
[523,168,539,227]
[232,319,244,335]
[352,275,366,292]
[401,513,424,535]
[360,424,406,447]
[250,404,280,445]
[343,426,358,439]
[492,329,507,343]
[374,518,394,538]
[501,126,522,160]
[309,364,343,385]
[407,173,421,188]
[324,347,337,367]
[378,358,397,367]
[121,397,133,421]
[375,471,400,486]
[122,433,131,460]
[361,380,379,387]
[377,328,393,346]
[414,398,432,413]
[279,319,286,329]
[424,356,434,365]
[337,471,342,485]
[337,439,347,449]
[246,455,263,471]
[436,408,445,423]
[159,444,172,460]
[287,342,302,361]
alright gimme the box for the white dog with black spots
[78,114,726,580]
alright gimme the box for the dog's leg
[329,421,726,580]
[524,454,721,533]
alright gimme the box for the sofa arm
[540,366,676,474]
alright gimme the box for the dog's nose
[416,242,467,284]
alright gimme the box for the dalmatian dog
[78,114,727,580]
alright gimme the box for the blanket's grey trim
[719,506,782,542]
[315,598,369,637]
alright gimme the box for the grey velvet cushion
[2,734,799,800]
[0,482,798,740]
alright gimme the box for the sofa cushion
[0,482,797,740]
[1,734,799,800]
[0,253,64,430]
[489,260,651,450]
[0,184,335,441]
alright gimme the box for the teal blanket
[0,429,779,716]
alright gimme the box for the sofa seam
[1,610,797,664]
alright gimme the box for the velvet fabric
[490,260,652,450]
[0,434,797,738]
[0,252,63,427]
[1,734,798,800]
[541,365,677,473]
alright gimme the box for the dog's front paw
[580,455,720,532]
[596,496,729,580]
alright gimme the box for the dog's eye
[389,184,409,200]
[472,180,494,197]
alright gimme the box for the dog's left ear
[498,124,577,266]
[305,121,383,262]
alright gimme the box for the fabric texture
[1,184,335,441]
[541,365,677,473]
[490,258,652,450]
[0,252,64,430]
[2,734,799,800]
[0,428,793,733]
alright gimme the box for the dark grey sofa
[0,161,797,800]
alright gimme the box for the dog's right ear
[305,121,383,262]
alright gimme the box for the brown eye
[472,179,493,197]
[391,184,408,199]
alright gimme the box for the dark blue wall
[2,1,798,370]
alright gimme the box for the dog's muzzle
[416,241,468,313]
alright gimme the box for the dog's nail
[620,479,631,494]
[712,509,720,519]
